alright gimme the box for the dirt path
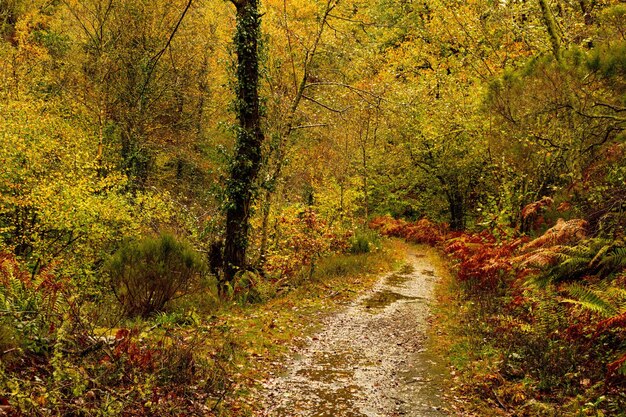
[259,248,451,416]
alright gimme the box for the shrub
[350,234,371,254]
[349,229,380,254]
[369,216,447,245]
[264,207,351,280]
[105,234,205,318]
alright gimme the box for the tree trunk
[258,188,273,268]
[538,0,562,61]
[447,190,466,231]
[222,0,265,290]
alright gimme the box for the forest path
[258,248,450,416]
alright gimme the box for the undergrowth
[372,215,626,416]
[0,235,404,416]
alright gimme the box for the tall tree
[222,0,265,287]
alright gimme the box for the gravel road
[259,249,451,417]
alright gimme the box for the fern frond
[600,247,626,274]
[515,245,569,268]
[562,283,618,317]
[552,255,593,280]
[523,219,588,252]
[529,273,553,288]
[598,311,626,332]
[589,242,613,267]
[521,196,554,219]
[525,238,622,286]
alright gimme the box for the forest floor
[256,246,459,417]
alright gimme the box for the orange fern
[522,218,588,252]
[370,216,447,245]
[521,196,554,219]
[597,312,626,333]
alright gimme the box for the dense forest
[1,0,625,415]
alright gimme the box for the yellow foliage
[0,99,173,275]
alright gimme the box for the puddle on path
[260,251,451,417]
[362,289,423,310]
[274,384,367,417]
[296,352,355,383]
[385,272,412,286]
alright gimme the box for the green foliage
[586,41,626,78]
[563,282,618,317]
[526,238,625,287]
[0,252,68,354]
[153,310,200,328]
[0,98,175,286]
[105,233,205,318]
[349,229,380,254]
[485,42,626,234]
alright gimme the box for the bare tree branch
[136,0,194,107]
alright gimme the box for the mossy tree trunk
[222,0,265,290]
[538,0,562,61]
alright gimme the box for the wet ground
[259,249,451,416]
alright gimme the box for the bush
[264,207,351,280]
[369,215,447,245]
[105,234,205,318]
[349,229,379,254]
[350,235,371,254]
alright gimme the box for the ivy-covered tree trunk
[222,0,265,289]
[538,0,562,61]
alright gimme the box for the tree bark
[222,0,265,290]
[538,0,562,61]
[447,189,466,231]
